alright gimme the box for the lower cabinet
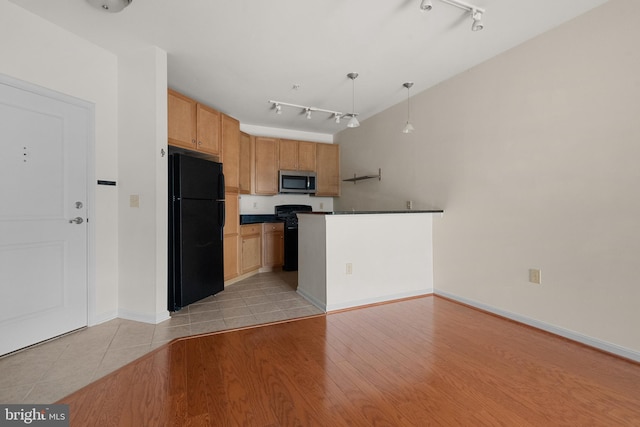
[262,222,284,269]
[224,193,240,282]
[240,224,262,274]
[223,235,239,281]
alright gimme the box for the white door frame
[0,73,97,330]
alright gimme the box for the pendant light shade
[402,82,414,134]
[347,72,360,128]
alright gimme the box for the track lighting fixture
[402,82,415,134]
[268,101,344,123]
[268,72,361,129]
[422,0,486,31]
[346,72,360,128]
[86,0,132,13]
[471,8,484,31]
[419,0,433,12]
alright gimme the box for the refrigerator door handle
[218,173,225,200]
[219,201,226,229]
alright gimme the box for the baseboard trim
[435,290,640,364]
[325,288,435,313]
[117,309,171,325]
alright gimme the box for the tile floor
[0,271,323,404]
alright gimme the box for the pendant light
[402,82,415,134]
[347,72,360,128]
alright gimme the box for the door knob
[69,217,84,224]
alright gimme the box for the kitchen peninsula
[297,210,443,312]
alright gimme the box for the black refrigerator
[168,153,225,312]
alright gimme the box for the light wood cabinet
[221,114,240,193]
[168,89,221,156]
[223,192,239,281]
[223,234,239,282]
[279,139,316,172]
[262,222,284,269]
[315,142,340,196]
[239,132,252,194]
[254,137,279,195]
[240,224,262,274]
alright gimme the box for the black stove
[274,204,312,270]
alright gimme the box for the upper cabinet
[221,114,240,193]
[239,132,252,194]
[254,137,279,195]
[168,89,221,156]
[278,139,316,172]
[316,143,340,197]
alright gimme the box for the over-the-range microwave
[279,170,317,194]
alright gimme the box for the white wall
[117,47,169,323]
[0,0,119,325]
[335,0,640,358]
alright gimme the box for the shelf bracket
[343,168,381,184]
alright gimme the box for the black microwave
[279,170,317,194]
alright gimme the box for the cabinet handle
[197,140,202,146]
[192,139,196,144]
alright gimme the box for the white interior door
[0,77,90,356]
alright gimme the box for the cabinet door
[278,139,298,170]
[223,192,239,281]
[222,114,240,193]
[297,141,316,172]
[254,137,279,195]
[239,132,252,194]
[223,235,239,281]
[241,227,262,274]
[263,223,284,268]
[168,90,196,150]
[196,103,221,155]
[316,143,340,196]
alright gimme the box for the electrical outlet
[253,202,258,209]
[529,269,541,284]
[129,194,139,208]
[320,202,324,210]
[406,200,413,210]
[346,263,353,275]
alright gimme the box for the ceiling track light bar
[439,0,484,15]
[269,101,343,119]
[423,0,486,31]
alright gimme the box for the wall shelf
[343,168,381,184]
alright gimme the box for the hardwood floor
[59,296,640,426]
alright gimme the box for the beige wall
[335,0,640,358]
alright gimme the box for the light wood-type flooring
[59,296,640,426]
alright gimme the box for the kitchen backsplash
[239,194,333,214]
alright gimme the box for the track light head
[305,108,312,119]
[419,0,433,12]
[275,103,282,114]
[471,9,484,31]
[334,114,341,124]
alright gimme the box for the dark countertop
[239,214,284,225]
[298,210,444,215]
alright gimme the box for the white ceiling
[11,0,610,135]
